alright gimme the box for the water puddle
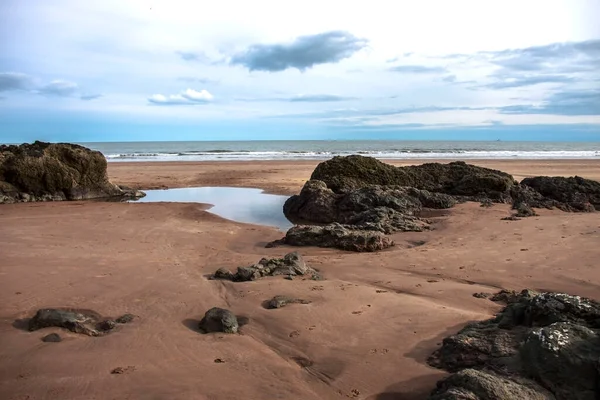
[130,187,292,231]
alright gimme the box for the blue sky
[1,0,599,143]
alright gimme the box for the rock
[41,333,62,343]
[96,320,117,332]
[115,314,135,324]
[278,223,395,252]
[427,290,600,400]
[28,308,104,336]
[283,180,339,224]
[310,156,516,201]
[212,252,320,282]
[0,141,145,203]
[198,307,240,334]
[515,202,538,217]
[501,215,521,221]
[520,176,600,211]
[266,295,311,309]
[480,198,494,208]
[521,322,600,399]
[428,368,555,400]
[473,292,492,299]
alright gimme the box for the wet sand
[1,159,599,399]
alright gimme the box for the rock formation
[28,308,134,337]
[516,176,600,212]
[0,141,144,203]
[427,290,600,399]
[211,252,321,281]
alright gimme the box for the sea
[81,140,600,162]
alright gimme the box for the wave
[104,149,600,162]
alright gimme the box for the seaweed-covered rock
[520,176,600,212]
[276,223,394,252]
[212,252,320,281]
[266,295,311,309]
[283,180,338,224]
[0,141,144,203]
[429,369,555,400]
[310,156,516,201]
[198,307,239,334]
[515,202,538,217]
[427,290,600,400]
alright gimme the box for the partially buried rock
[28,308,133,336]
[212,252,321,282]
[426,290,600,400]
[29,308,104,336]
[515,202,538,217]
[272,223,394,252]
[115,313,135,324]
[266,295,311,309]
[41,333,62,343]
[198,307,240,334]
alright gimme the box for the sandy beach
[1,159,599,400]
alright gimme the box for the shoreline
[108,158,600,195]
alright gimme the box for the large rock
[427,290,600,400]
[519,176,600,212]
[277,223,395,252]
[310,156,516,201]
[0,141,144,203]
[429,369,554,400]
[212,252,321,281]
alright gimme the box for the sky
[1,0,599,143]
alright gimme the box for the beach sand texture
[1,159,599,399]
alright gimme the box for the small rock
[115,314,135,324]
[473,292,491,299]
[266,295,311,309]
[214,358,226,363]
[96,320,117,331]
[110,366,135,375]
[41,333,62,342]
[198,307,240,334]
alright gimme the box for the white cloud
[148,89,214,105]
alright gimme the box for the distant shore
[107,159,600,194]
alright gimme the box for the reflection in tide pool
[130,187,293,231]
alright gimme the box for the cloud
[177,77,216,84]
[388,65,447,73]
[37,80,78,97]
[229,31,368,72]
[148,88,214,105]
[288,94,355,102]
[0,72,33,91]
[487,39,600,72]
[499,89,600,116]
[176,51,210,63]
[442,75,457,82]
[80,94,102,100]
[481,74,574,89]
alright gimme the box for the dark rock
[283,180,338,224]
[427,290,600,400]
[473,292,492,299]
[520,176,600,211]
[521,322,600,399]
[41,333,62,343]
[429,368,555,400]
[115,314,135,324]
[501,215,521,221]
[212,252,320,282]
[28,308,104,336]
[310,156,516,201]
[266,295,311,309]
[96,320,117,332]
[480,198,494,208]
[278,223,394,252]
[198,307,240,334]
[0,141,145,203]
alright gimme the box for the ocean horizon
[75,140,600,161]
